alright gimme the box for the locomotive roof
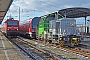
[58,7,90,18]
[0,0,13,24]
[4,19,19,23]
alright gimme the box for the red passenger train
[1,18,19,36]
[19,17,40,38]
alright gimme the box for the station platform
[0,32,26,60]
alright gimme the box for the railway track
[36,40,90,59]
[77,43,90,50]
[9,37,61,60]
[10,38,36,60]
[59,47,90,58]
[37,40,90,59]
[15,36,90,60]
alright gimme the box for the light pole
[87,20,90,33]
[19,7,20,21]
[85,16,87,37]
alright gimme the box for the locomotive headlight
[17,29,18,30]
[8,29,9,30]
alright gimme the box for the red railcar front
[19,17,40,39]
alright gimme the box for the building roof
[58,7,90,18]
[0,0,13,24]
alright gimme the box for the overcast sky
[3,0,90,25]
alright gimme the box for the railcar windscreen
[7,21,18,26]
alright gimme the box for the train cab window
[7,21,18,26]
[8,22,13,25]
[13,22,18,26]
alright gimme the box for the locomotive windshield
[8,21,18,26]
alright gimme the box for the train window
[33,25,36,28]
[7,21,18,26]
[8,22,13,25]
[13,22,18,25]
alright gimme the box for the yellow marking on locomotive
[72,38,78,40]
[71,38,80,45]
[59,40,64,47]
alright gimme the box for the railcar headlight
[8,29,9,30]
[17,29,18,30]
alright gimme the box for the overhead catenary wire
[3,0,60,17]
[6,0,25,19]
[11,0,25,12]
[12,0,59,13]
[10,0,56,12]
[37,0,59,10]
[7,0,60,20]
[34,0,60,16]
